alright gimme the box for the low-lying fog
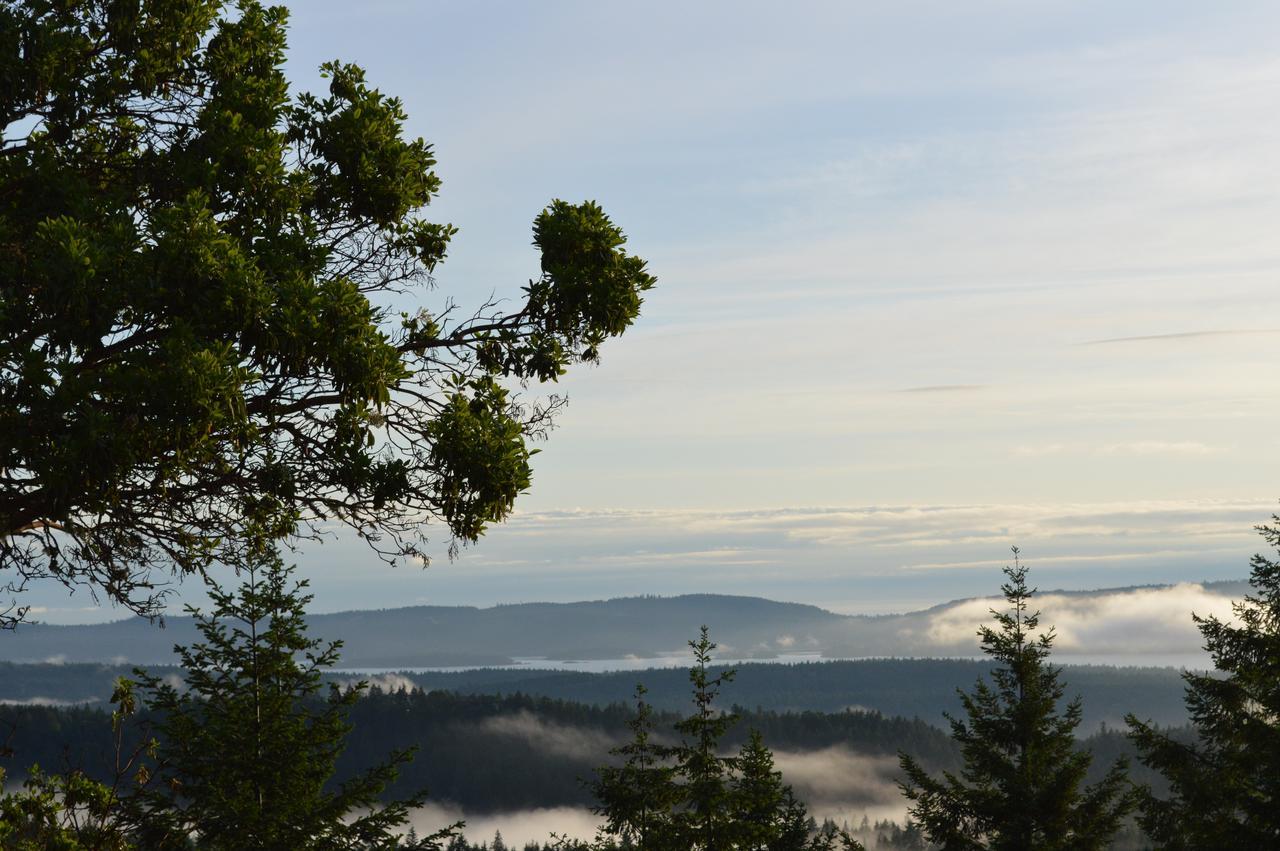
[407,745,912,847]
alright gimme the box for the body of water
[337,650,1209,676]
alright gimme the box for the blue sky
[28,1,1280,622]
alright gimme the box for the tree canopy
[1127,517,1280,849]
[899,552,1134,851]
[0,0,654,626]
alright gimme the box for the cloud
[1014,442,1223,458]
[1082,329,1280,345]
[921,582,1238,654]
[1097,441,1222,457]
[403,749,910,845]
[408,803,601,847]
[380,499,1270,622]
[899,384,986,394]
[478,711,620,761]
[0,696,100,707]
[773,747,903,808]
[332,673,419,694]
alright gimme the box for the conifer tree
[591,627,861,851]
[671,627,741,850]
[729,730,812,851]
[898,551,1133,850]
[1127,518,1280,848]
[118,539,456,850]
[591,684,679,848]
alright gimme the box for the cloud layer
[919,582,1238,657]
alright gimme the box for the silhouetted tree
[671,628,741,849]
[591,684,678,847]
[1127,517,1280,848]
[591,627,861,850]
[729,730,813,851]
[899,551,1134,850]
[119,541,457,849]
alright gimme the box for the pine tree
[899,550,1134,850]
[671,627,741,850]
[591,684,679,848]
[117,540,457,850]
[591,627,861,851]
[729,730,812,851]
[1127,517,1280,848]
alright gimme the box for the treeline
[2,687,958,812]
[376,659,1194,731]
[2,677,1179,815]
[0,655,1194,730]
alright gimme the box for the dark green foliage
[899,552,1134,850]
[728,731,814,851]
[0,676,151,849]
[0,0,654,627]
[590,627,862,851]
[0,764,132,850]
[590,684,678,845]
[116,543,454,849]
[0,653,1198,736]
[1127,518,1280,849]
[670,628,742,848]
[5,678,1174,819]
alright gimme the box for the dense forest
[0,686,1179,815]
[0,656,1194,729]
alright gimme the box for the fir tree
[729,730,812,851]
[118,540,457,850]
[1127,517,1280,848]
[591,684,679,848]
[899,550,1134,850]
[591,627,861,851]
[671,627,741,850]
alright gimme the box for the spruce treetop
[1128,516,1280,848]
[899,551,1134,851]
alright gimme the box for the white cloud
[922,582,1238,654]
[1097,441,1223,457]
[408,803,602,848]
[773,747,903,808]
[332,673,418,694]
[0,696,99,707]
[479,711,620,762]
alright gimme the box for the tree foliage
[117,542,453,849]
[898,551,1134,850]
[0,764,131,850]
[0,0,655,626]
[590,627,860,851]
[1127,518,1280,849]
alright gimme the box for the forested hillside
[1,656,1193,729]
[0,687,1174,815]
[2,585,1239,667]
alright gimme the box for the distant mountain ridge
[1,582,1244,667]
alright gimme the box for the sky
[27,1,1280,622]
